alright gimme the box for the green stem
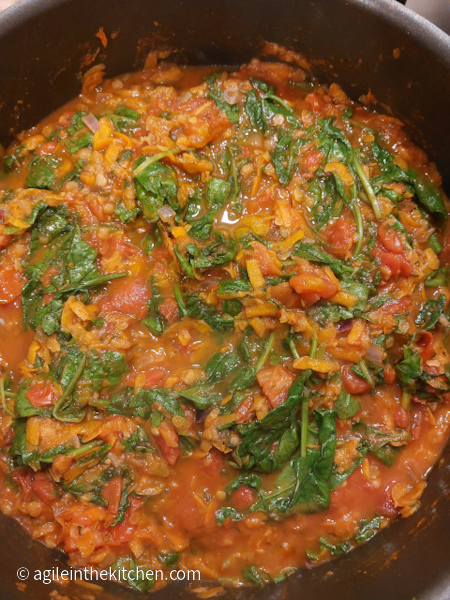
[358,359,375,388]
[0,377,14,418]
[352,152,382,220]
[255,332,275,371]
[173,284,188,318]
[53,352,87,422]
[351,193,364,258]
[133,148,182,177]
[300,396,309,457]
[298,333,318,457]
[309,331,318,359]
[401,390,411,410]
[288,338,301,360]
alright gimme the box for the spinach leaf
[395,346,421,389]
[115,199,140,223]
[415,294,446,330]
[271,130,301,186]
[142,278,167,335]
[133,157,178,222]
[207,84,240,123]
[294,242,352,278]
[22,206,126,333]
[225,473,262,498]
[65,132,93,154]
[26,156,61,190]
[216,506,244,526]
[244,90,264,131]
[103,351,128,386]
[335,390,360,419]
[189,178,231,240]
[355,516,383,544]
[175,288,234,332]
[290,409,337,513]
[371,138,447,229]
[236,371,309,472]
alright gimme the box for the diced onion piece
[82,113,100,133]
[157,205,176,223]
[366,343,385,364]
[223,88,243,105]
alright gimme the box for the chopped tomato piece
[269,283,302,309]
[257,366,295,408]
[0,261,25,305]
[235,396,254,423]
[142,368,166,389]
[159,297,179,323]
[230,486,256,511]
[100,277,149,319]
[378,222,403,253]
[250,241,282,276]
[36,141,57,156]
[341,366,372,394]
[101,477,122,517]
[12,470,32,502]
[305,91,327,113]
[302,149,323,173]
[174,98,230,148]
[378,296,412,316]
[377,249,413,278]
[108,497,143,545]
[322,217,355,258]
[0,234,12,250]
[26,382,54,407]
[383,364,396,385]
[154,421,179,465]
[31,477,56,503]
[393,406,409,429]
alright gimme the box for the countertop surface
[0,0,449,34]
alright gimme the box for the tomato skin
[31,477,56,503]
[142,368,166,389]
[378,222,403,253]
[0,261,24,305]
[416,331,434,362]
[26,382,54,407]
[341,366,372,394]
[230,486,256,511]
[100,277,149,319]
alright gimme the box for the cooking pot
[0,1,449,599]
